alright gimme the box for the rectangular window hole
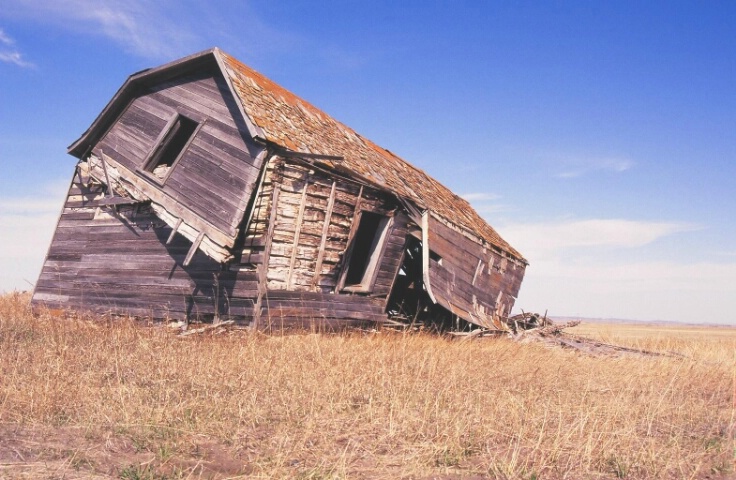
[342,211,390,291]
[144,114,198,181]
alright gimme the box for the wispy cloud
[0,179,68,292]
[461,192,500,202]
[461,192,509,215]
[499,218,699,261]
[1,1,362,69]
[0,198,62,216]
[0,196,61,292]
[0,27,34,68]
[0,28,11,44]
[554,156,634,179]
[1,0,201,60]
[498,218,732,323]
[514,256,736,323]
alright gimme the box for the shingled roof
[68,47,524,263]
[217,50,524,262]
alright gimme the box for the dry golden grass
[1,291,734,479]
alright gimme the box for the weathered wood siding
[258,291,386,331]
[94,69,262,243]
[241,159,402,296]
[372,211,409,298]
[427,216,526,324]
[32,171,258,320]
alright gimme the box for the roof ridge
[217,50,525,262]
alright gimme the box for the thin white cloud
[513,256,736,323]
[554,156,634,178]
[0,28,12,45]
[0,0,356,69]
[473,204,510,215]
[461,192,500,202]
[499,218,699,260]
[0,199,59,292]
[461,192,508,215]
[0,27,34,68]
[0,51,34,68]
[0,198,62,215]
[0,179,70,292]
[496,218,734,323]
[1,0,200,59]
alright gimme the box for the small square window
[143,114,199,181]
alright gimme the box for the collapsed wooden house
[32,48,527,331]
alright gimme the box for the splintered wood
[508,315,675,357]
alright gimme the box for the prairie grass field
[1,291,734,479]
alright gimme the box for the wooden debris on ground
[502,313,677,357]
[170,310,679,358]
[176,320,236,337]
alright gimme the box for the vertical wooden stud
[286,181,309,289]
[311,181,337,290]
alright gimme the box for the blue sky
[1,1,734,324]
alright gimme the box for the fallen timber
[386,312,682,357]
[158,309,682,358]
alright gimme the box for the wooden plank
[174,148,249,190]
[184,231,205,266]
[134,93,177,122]
[98,123,158,169]
[286,181,309,289]
[311,180,336,290]
[335,186,363,291]
[118,103,168,138]
[167,218,183,245]
[238,154,270,260]
[421,210,438,304]
[372,213,408,299]
[99,150,113,196]
[89,153,237,254]
[472,259,483,286]
[162,172,239,231]
[253,183,281,330]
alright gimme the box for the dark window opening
[144,115,198,181]
[342,211,389,290]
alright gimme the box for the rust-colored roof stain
[220,52,524,261]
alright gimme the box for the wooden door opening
[340,211,390,292]
[385,236,454,329]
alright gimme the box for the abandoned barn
[32,48,527,331]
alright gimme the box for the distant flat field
[569,321,736,339]
[566,321,736,364]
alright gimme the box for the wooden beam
[273,148,344,161]
[253,183,281,330]
[335,186,363,292]
[99,149,113,197]
[90,152,236,262]
[97,196,138,206]
[166,218,183,245]
[311,181,337,289]
[421,210,437,304]
[239,151,270,241]
[183,231,205,267]
[72,164,83,186]
[472,259,483,286]
[286,181,309,289]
